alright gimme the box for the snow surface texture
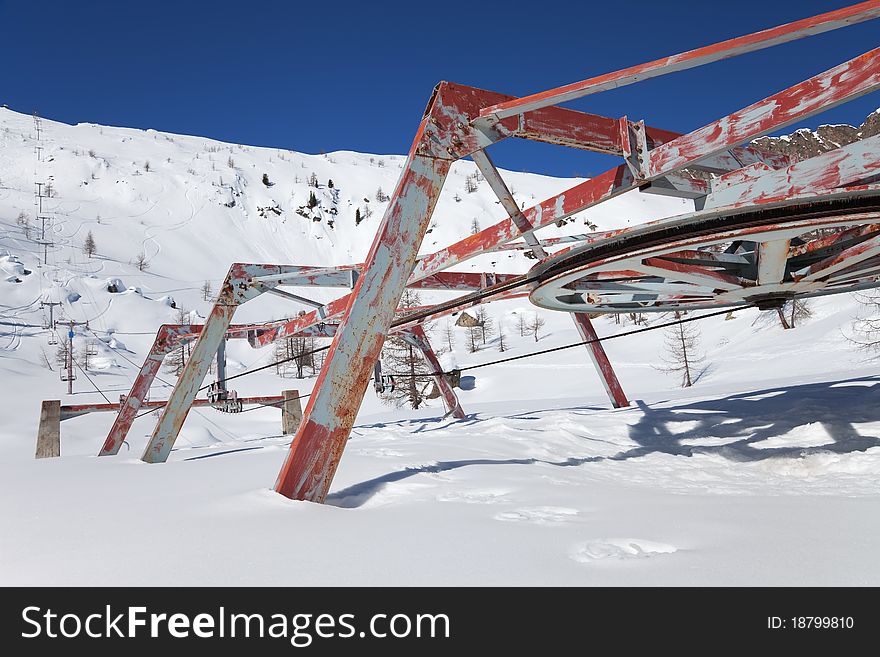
[1,109,879,585]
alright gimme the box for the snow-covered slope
[2,108,880,586]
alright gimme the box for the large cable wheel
[528,195,880,313]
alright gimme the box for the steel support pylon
[139,264,277,463]
[274,153,451,501]
[570,314,629,408]
[99,326,178,455]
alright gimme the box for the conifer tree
[83,231,97,258]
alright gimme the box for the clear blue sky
[1,0,877,177]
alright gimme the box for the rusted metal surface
[65,395,286,420]
[411,164,639,282]
[99,324,188,456]
[274,150,451,502]
[99,320,308,456]
[402,326,465,419]
[141,263,278,464]
[142,305,239,463]
[648,49,880,180]
[530,208,880,313]
[756,240,791,285]
[706,135,880,209]
[570,314,629,409]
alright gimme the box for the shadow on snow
[327,375,880,508]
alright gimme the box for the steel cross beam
[412,51,880,284]
[400,326,465,420]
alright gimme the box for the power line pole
[40,301,62,330]
[56,319,88,395]
[33,111,42,142]
[35,181,44,213]
[39,215,51,240]
[36,237,53,265]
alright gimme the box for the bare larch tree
[659,311,704,387]
[379,289,434,409]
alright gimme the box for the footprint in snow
[570,539,677,563]
[494,506,579,524]
[436,489,511,504]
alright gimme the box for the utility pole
[35,182,44,213]
[34,183,53,264]
[35,182,51,213]
[56,319,88,395]
[33,111,42,142]
[39,215,51,240]
[40,301,62,330]
[36,237,53,265]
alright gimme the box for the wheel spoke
[639,257,748,292]
[799,233,880,282]
[756,239,791,285]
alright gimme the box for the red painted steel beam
[411,164,640,281]
[706,134,880,209]
[477,1,880,123]
[800,232,880,281]
[390,291,532,332]
[648,49,880,180]
[249,271,524,348]
[274,148,452,502]
[640,258,751,291]
[403,326,465,419]
[570,314,629,408]
[140,263,291,463]
[408,271,522,291]
[513,105,680,155]
[788,222,880,258]
[414,50,880,283]
[98,317,335,456]
[98,324,183,456]
[248,296,352,348]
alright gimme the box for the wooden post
[282,390,303,435]
[35,400,61,458]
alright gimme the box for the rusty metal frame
[98,2,878,504]
[400,326,465,420]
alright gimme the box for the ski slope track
[1,108,880,585]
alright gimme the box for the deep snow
[1,108,880,585]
